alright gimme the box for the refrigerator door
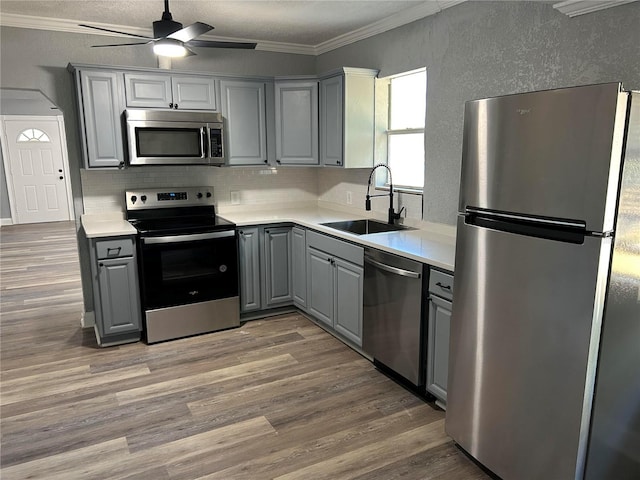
[459,83,627,233]
[447,217,612,480]
[585,91,640,479]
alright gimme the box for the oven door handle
[142,230,235,244]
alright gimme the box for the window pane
[390,70,426,130]
[388,133,424,189]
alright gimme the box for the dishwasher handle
[364,255,421,279]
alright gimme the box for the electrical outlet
[230,191,241,205]
[346,191,352,205]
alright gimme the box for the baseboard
[0,218,13,226]
[81,311,95,328]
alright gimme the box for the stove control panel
[125,186,215,210]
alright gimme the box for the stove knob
[206,192,212,198]
[197,192,203,199]
[130,195,137,204]
[141,195,147,202]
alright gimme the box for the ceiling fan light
[153,38,187,57]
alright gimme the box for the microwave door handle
[201,127,208,159]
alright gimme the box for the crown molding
[314,0,466,55]
[1,2,467,57]
[553,0,637,17]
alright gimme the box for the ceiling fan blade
[186,39,257,50]
[91,42,152,48]
[167,22,214,42]
[79,24,153,40]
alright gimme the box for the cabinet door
[220,80,268,165]
[334,257,363,346]
[320,75,344,166]
[426,295,451,404]
[262,227,293,307]
[124,73,172,108]
[275,81,318,165]
[238,227,261,312]
[172,76,217,110]
[79,70,125,168]
[97,257,141,335]
[307,247,334,327]
[291,227,307,308]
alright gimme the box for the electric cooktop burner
[125,186,235,235]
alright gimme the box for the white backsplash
[81,165,423,220]
[80,166,319,214]
[317,168,423,221]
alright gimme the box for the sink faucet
[365,164,404,224]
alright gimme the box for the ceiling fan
[80,0,257,57]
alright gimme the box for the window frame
[376,68,426,195]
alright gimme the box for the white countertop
[219,206,456,271]
[81,213,137,238]
[81,206,456,271]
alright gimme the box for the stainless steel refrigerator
[447,82,640,480]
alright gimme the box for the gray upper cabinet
[262,227,293,307]
[238,226,261,312]
[426,269,454,407]
[76,69,126,169]
[292,226,307,309]
[319,68,378,168]
[275,80,319,165]
[220,80,268,166]
[124,73,217,110]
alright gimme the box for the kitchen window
[377,68,426,193]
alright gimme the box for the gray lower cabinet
[274,80,319,165]
[238,225,294,313]
[74,69,126,168]
[262,226,293,307]
[306,231,364,346]
[291,226,307,308]
[89,236,141,346]
[220,80,268,165]
[426,269,454,407]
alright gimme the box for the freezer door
[446,216,612,480]
[459,83,627,233]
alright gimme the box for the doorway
[0,116,74,224]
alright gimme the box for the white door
[2,118,71,223]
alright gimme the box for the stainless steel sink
[321,219,414,235]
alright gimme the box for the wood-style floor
[0,221,490,480]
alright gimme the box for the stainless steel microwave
[125,110,225,166]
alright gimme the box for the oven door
[139,230,238,310]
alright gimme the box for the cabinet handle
[118,161,125,169]
[276,160,281,164]
[169,103,174,108]
[107,247,122,256]
[174,103,178,109]
[59,176,64,180]
[436,282,452,290]
[99,262,104,267]
[263,160,268,164]
[336,160,342,165]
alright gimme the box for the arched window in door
[17,128,50,142]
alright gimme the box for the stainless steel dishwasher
[363,248,426,389]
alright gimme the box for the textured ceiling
[0,0,432,46]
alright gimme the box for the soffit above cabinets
[553,0,637,17]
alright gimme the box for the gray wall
[317,0,640,225]
[0,148,11,219]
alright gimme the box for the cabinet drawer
[96,238,134,259]
[307,230,363,266]
[429,269,454,301]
